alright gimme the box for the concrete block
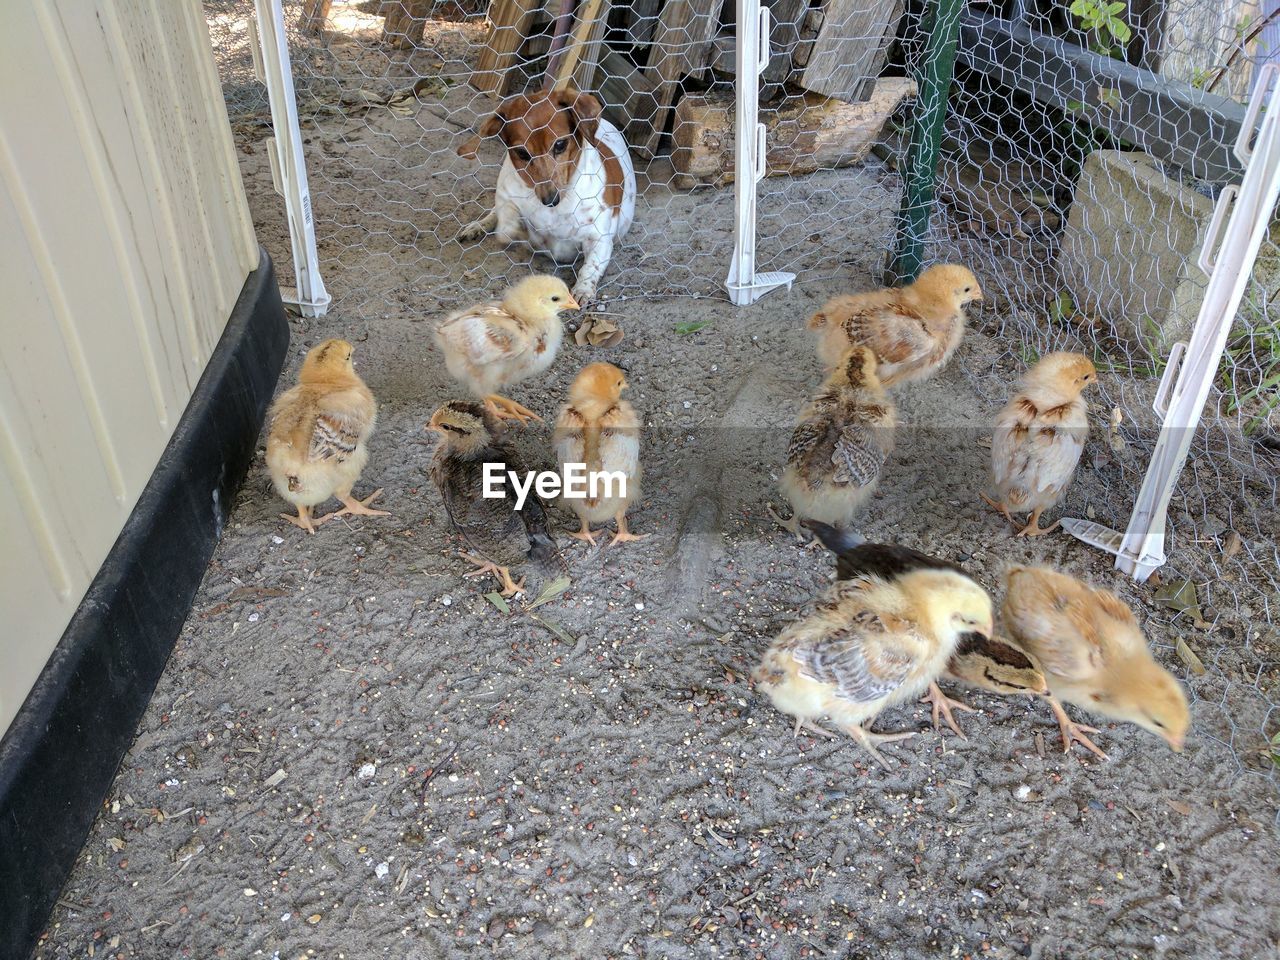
[1057,150,1214,350]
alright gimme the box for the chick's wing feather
[431,451,532,567]
[1005,570,1104,681]
[309,412,362,461]
[831,422,886,486]
[793,609,917,703]
[438,302,531,366]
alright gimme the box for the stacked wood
[671,77,916,188]
[381,0,434,48]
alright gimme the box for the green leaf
[527,576,571,610]
[483,592,510,614]
[528,612,575,644]
[674,319,711,335]
[1109,20,1132,43]
[1154,579,1208,627]
[1049,290,1075,323]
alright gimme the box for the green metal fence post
[886,0,967,285]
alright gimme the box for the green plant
[1069,0,1132,57]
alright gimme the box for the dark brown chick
[427,401,565,596]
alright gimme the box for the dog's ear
[552,87,602,145]
[457,112,505,159]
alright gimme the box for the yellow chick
[434,275,579,424]
[1002,565,1190,759]
[752,561,994,768]
[553,363,645,547]
[807,264,983,387]
[985,351,1097,537]
[769,346,896,539]
[265,339,390,534]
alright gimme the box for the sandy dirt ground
[31,6,1280,959]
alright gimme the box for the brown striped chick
[553,363,645,547]
[1003,565,1190,759]
[984,352,1097,537]
[427,401,565,595]
[266,339,389,534]
[807,264,983,387]
[752,562,993,769]
[435,274,579,424]
[769,346,895,539]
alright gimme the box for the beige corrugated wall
[0,0,259,736]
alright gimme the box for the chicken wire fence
[205,0,1279,784]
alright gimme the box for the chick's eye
[551,295,561,303]
[963,286,972,293]
[514,147,531,162]
[1149,716,1166,729]
[552,139,568,155]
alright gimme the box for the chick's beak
[425,415,442,433]
[564,294,582,311]
[1166,734,1185,753]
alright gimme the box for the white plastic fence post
[251,0,331,317]
[724,0,795,305]
[1062,64,1280,580]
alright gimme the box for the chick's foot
[1045,695,1109,760]
[318,488,391,523]
[281,505,317,535]
[843,725,917,770]
[609,511,648,546]
[1015,508,1061,538]
[484,394,543,424]
[566,520,599,547]
[921,681,975,739]
[766,504,810,543]
[461,552,525,596]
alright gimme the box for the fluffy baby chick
[808,264,983,387]
[1002,565,1190,758]
[985,351,1097,537]
[553,362,645,547]
[435,275,579,424]
[427,401,566,595]
[769,346,895,539]
[946,631,1048,700]
[804,519,995,737]
[754,533,993,768]
[266,339,390,534]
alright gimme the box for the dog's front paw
[571,280,598,303]
[457,220,490,243]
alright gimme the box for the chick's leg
[483,394,543,424]
[841,723,917,770]
[280,504,317,534]
[1015,508,1061,538]
[566,518,599,546]
[1044,695,1109,760]
[766,504,809,543]
[793,716,836,739]
[461,552,526,596]
[920,681,976,739]
[609,510,648,545]
[317,487,392,523]
[980,492,1015,524]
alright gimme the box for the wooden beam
[956,11,1247,182]
[800,0,904,103]
[473,0,542,97]
[554,0,610,91]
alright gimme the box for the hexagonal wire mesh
[205,0,1279,790]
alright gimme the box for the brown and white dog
[457,88,636,301]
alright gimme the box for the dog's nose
[542,191,561,208]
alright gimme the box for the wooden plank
[554,0,610,90]
[625,0,719,154]
[624,0,664,50]
[595,49,669,155]
[472,0,542,96]
[671,77,916,187]
[799,0,904,103]
[706,0,814,93]
[382,0,433,49]
[956,10,1247,182]
[300,0,333,33]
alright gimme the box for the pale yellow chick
[1002,565,1190,759]
[266,339,389,534]
[753,567,994,768]
[435,274,579,423]
[770,346,896,538]
[553,363,645,547]
[985,352,1097,537]
[807,264,983,387]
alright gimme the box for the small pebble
[374,862,389,880]
[358,763,377,780]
